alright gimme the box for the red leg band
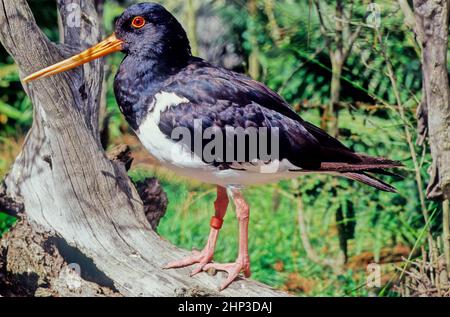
[210,216,224,230]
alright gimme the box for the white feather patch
[151,91,189,124]
[137,91,207,169]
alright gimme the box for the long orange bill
[23,34,124,83]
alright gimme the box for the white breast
[137,92,208,169]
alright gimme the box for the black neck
[114,54,189,130]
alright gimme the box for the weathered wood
[0,0,286,297]
[413,0,450,199]
[0,182,23,217]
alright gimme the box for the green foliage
[0,0,58,139]
[0,63,33,136]
[0,212,16,236]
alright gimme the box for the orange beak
[23,34,124,83]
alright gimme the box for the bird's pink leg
[164,186,229,274]
[203,188,251,290]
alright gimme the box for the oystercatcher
[24,2,401,290]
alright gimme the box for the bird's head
[24,2,191,83]
[115,3,191,59]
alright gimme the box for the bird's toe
[203,259,251,291]
[189,262,209,277]
[164,249,213,271]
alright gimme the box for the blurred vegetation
[0,0,449,296]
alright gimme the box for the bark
[329,57,343,138]
[443,200,450,273]
[413,0,450,200]
[400,0,450,275]
[328,0,344,138]
[0,0,286,297]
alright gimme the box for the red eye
[131,16,146,29]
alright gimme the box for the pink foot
[164,186,229,277]
[164,248,214,276]
[203,257,251,291]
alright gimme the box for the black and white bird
[24,2,401,290]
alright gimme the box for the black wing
[159,98,323,170]
[158,58,395,172]
[156,59,338,170]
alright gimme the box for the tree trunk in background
[248,0,261,80]
[412,0,450,273]
[327,0,344,138]
[264,0,281,44]
[0,0,285,297]
[413,0,450,200]
[186,0,199,56]
[314,0,362,136]
[329,57,343,138]
[444,200,450,273]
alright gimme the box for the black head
[23,3,191,83]
[115,2,191,63]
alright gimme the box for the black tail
[300,120,403,192]
[341,172,397,193]
[319,154,403,193]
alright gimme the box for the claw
[163,249,213,272]
[189,262,208,277]
[163,250,199,269]
[203,258,251,291]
